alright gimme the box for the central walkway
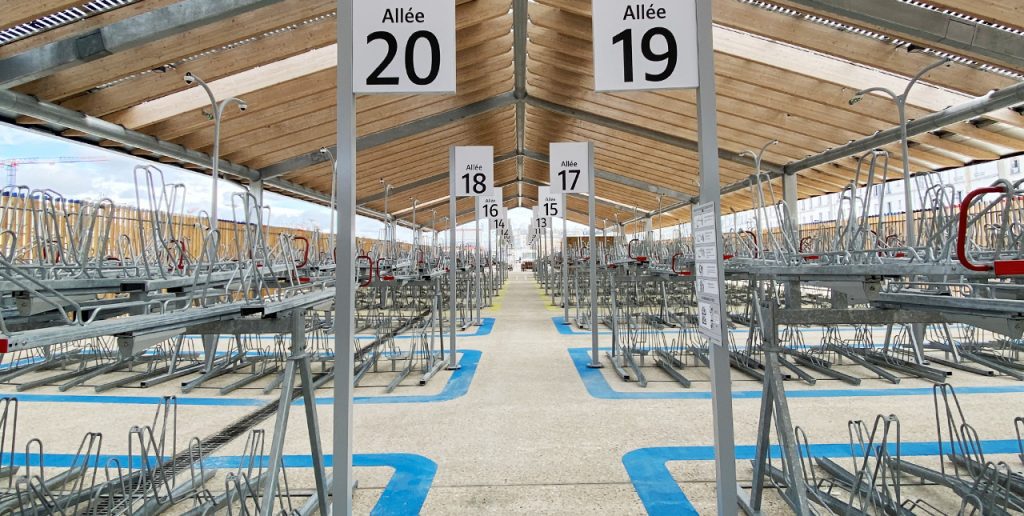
[351,272,729,514]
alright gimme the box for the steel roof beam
[259,92,517,179]
[521,149,694,203]
[0,0,283,89]
[0,88,261,181]
[356,151,517,204]
[782,0,1024,70]
[524,95,782,175]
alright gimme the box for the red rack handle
[627,238,648,262]
[293,236,309,268]
[742,230,759,259]
[671,252,687,275]
[799,236,813,253]
[957,185,1005,272]
[356,254,373,287]
[167,240,186,271]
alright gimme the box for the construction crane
[2,157,109,187]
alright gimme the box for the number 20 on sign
[353,0,456,93]
[591,0,700,92]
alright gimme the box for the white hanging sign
[353,0,456,93]
[491,207,509,230]
[693,201,725,346]
[591,0,700,92]
[477,186,502,219]
[538,186,561,220]
[549,142,591,194]
[533,206,549,229]
[452,146,494,197]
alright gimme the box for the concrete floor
[4,271,1024,514]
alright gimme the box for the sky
[0,121,557,243]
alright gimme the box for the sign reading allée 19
[353,0,456,93]
[591,0,700,92]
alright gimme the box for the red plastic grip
[956,185,1005,272]
[671,252,686,275]
[742,231,759,259]
[356,255,373,287]
[293,236,309,268]
[994,260,1024,276]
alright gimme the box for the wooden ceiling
[1,0,1022,230]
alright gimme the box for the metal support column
[695,1,737,512]
[782,173,800,308]
[448,146,461,370]
[549,210,556,305]
[332,2,356,512]
[586,142,602,369]
[562,193,569,324]
[475,214,482,324]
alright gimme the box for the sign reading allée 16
[353,0,456,93]
[591,1,700,92]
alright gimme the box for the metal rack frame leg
[260,310,329,516]
[743,300,811,515]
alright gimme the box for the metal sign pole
[694,1,737,512]
[562,193,569,324]
[448,146,460,369]
[475,212,482,324]
[548,204,556,305]
[586,141,601,369]
[487,213,492,298]
[333,0,355,512]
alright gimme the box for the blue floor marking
[5,349,481,406]
[0,452,434,515]
[569,347,1024,400]
[624,439,1021,516]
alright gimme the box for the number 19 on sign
[591,0,699,92]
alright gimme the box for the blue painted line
[7,349,481,407]
[0,452,434,516]
[569,348,1024,400]
[0,356,44,371]
[352,348,479,404]
[624,440,1021,516]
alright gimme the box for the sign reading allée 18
[353,0,456,93]
[591,1,700,92]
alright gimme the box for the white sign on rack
[591,0,700,92]
[549,142,591,194]
[693,201,725,345]
[538,186,561,219]
[452,146,493,197]
[353,0,456,93]
[478,186,502,219]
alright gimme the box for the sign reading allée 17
[353,0,456,93]
[591,1,700,92]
